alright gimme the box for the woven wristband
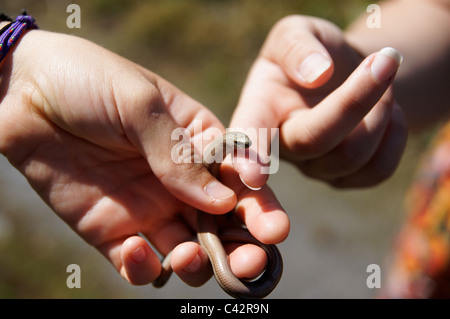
[0,13,37,63]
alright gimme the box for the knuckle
[327,151,402,188]
[273,15,309,31]
[282,39,301,60]
[117,79,164,119]
[289,125,326,158]
[371,160,398,182]
[268,15,311,50]
[273,15,301,31]
[137,88,165,115]
[336,144,370,170]
[343,95,371,119]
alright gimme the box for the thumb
[118,82,237,215]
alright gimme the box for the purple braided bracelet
[0,14,37,63]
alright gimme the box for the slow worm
[153,131,283,299]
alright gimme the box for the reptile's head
[231,132,252,149]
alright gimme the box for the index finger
[281,48,403,159]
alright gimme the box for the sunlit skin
[232,0,450,190]
[0,0,448,291]
[0,30,289,286]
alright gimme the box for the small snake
[153,131,283,299]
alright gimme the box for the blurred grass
[0,0,438,299]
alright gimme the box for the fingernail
[297,52,332,83]
[371,47,403,83]
[130,247,146,263]
[204,181,234,200]
[183,254,201,273]
[239,174,262,191]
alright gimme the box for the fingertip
[220,151,269,191]
[171,242,201,272]
[230,162,267,190]
[239,173,264,191]
[262,15,335,89]
[203,180,237,213]
[253,210,290,244]
[226,243,267,279]
[296,52,334,88]
[204,180,235,203]
[120,236,161,285]
[370,47,402,84]
[234,186,290,245]
[171,242,212,287]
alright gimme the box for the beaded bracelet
[0,12,38,63]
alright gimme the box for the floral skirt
[384,123,450,298]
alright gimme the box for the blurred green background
[0,0,438,298]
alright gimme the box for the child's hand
[0,30,289,286]
[231,15,407,188]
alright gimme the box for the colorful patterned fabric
[384,123,450,298]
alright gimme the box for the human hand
[0,30,289,286]
[231,15,408,188]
